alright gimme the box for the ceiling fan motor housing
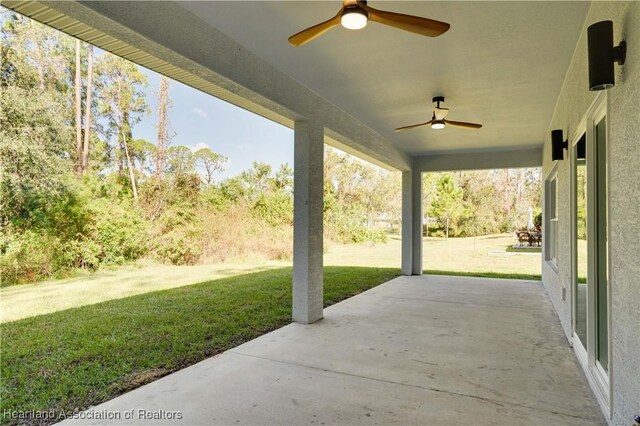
[432,96,445,108]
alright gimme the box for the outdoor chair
[530,231,542,247]
[516,230,530,246]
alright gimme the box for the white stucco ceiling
[179,1,589,156]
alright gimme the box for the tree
[155,76,172,178]
[422,173,438,236]
[129,138,156,174]
[166,146,195,177]
[74,40,82,176]
[81,44,94,174]
[272,163,293,194]
[0,85,72,227]
[429,174,464,240]
[2,15,70,93]
[95,55,148,193]
[193,147,226,186]
[322,146,397,242]
[241,162,272,199]
[0,12,74,227]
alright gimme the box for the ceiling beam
[414,147,542,172]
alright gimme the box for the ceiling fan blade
[358,2,450,37]
[434,107,449,121]
[288,9,343,47]
[395,120,433,132]
[444,119,482,130]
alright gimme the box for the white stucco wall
[541,2,639,425]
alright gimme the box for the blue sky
[132,60,294,179]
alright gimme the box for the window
[544,173,558,265]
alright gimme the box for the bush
[0,178,151,285]
[56,238,102,271]
[0,230,58,285]
[154,227,203,265]
[253,193,293,227]
[85,198,149,265]
[198,204,292,263]
[534,212,542,229]
[325,204,387,245]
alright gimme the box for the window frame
[544,168,559,269]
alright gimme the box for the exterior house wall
[541,2,639,425]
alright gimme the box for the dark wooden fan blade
[444,119,482,130]
[288,9,343,47]
[395,120,433,132]
[359,2,450,37]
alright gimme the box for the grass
[0,266,398,424]
[326,233,541,277]
[0,261,288,323]
[1,233,541,323]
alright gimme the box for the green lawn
[0,266,398,424]
[326,233,542,278]
[1,233,541,323]
[0,261,287,323]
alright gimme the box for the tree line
[423,170,541,239]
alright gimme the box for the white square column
[401,171,413,275]
[293,119,324,324]
[411,167,423,275]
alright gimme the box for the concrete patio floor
[65,275,604,425]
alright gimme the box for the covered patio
[5,1,638,424]
[64,275,602,425]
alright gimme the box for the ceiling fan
[288,0,450,47]
[395,97,482,132]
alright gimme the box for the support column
[293,119,324,324]
[411,167,423,275]
[401,171,413,275]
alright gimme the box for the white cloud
[191,142,209,153]
[192,107,208,119]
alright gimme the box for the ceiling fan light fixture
[431,120,445,130]
[341,7,368,30]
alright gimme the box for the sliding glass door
[571,96,609,409]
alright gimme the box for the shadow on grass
[425,269,542,281]
[0,266,399,425]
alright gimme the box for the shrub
[154,226,203,265]
[85,198,149,265]
[198,204,292,263]
[56,238,101,271]
[0,230,58,285]
[325,204,387,245]
[253,193,293,227]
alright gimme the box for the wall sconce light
[588,20,626,91]
[551,129,568,161]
